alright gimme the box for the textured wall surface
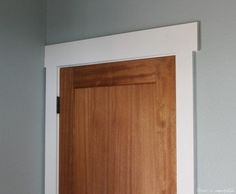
[0,0,45,193]
[47,0,236,192]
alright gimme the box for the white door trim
[45,22,199,194]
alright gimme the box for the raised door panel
[59,56,176,194]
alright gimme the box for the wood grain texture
[59,56,176,194]
[59,68,76,194]
[73,57,171,88]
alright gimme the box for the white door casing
[45,22,199,194]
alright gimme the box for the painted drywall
[47,0,236,192]
[0,0,45,193]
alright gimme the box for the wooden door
[59,56,176,194]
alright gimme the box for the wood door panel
[73,57,172,88]
[60,56,176,194]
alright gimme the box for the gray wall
[47,0,236,192]
[0,0,45,193]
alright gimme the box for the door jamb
[44,22,199,194]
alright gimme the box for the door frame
[44,22,199,194]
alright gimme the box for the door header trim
[45,22,198,67]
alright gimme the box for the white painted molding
[45,22,199,194]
